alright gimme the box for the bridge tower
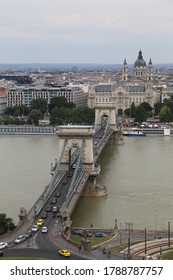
[95,103,116,130]
[57,125,95,172]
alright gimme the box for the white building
[7,86,87,108]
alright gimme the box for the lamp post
[127,222,133,260]
[168,221,170,248]
[144,227,147,254]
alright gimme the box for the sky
[0,0,173,64]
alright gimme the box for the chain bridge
[26,105,122,230]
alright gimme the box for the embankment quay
[1,125,173,136]
[0,125,57,134]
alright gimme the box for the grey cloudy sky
[0,0,173,64]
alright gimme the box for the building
[7,86,87,108]
[161,86,173,102]
[88,50,154,114]
[0,88,7,115]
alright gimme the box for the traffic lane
[36,217,57,250]
[3,248,87,260]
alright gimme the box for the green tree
[5,107,16,116]
[124,108,131,116]
[29,109,43,125]
[140,102,153,112]
[154,102,163,116]
[50,107,95,125]
[134,105,147,123]
[50,107,68,125]
[3,116,13,125]
[31,98,47,116]
[160,105,173,123]
[130,102,136,118]
[48,96,75,113]
[163,95,173,114]
[0,213,15,235]
[5,105,30,116]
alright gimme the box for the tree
[0,213,15,235]
[50,108,66,125]
[5,105,30,116]
[48,96,75,113]
[163,95,173,114]
[154,102,163,116]
[49,107,95,125]
[140,102,153,112]
[134,105,147,123]
[160,105,173,123]
[130,102,136,118]
[31,98,47,116]
[124,108,131,116]
[29,109,43,125]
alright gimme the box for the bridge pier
[82,176,108,197]
[106,131,124,144]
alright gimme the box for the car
[0,242,8,249]
[51,197,57,204]
[46,205,52,212]
[72,164,76,169]
[55,191,61,197]
[41,226,48,233]
[41,212,47,219]
[25,231,32,238]
[52,206,58,213]
[95,232,107,237]
[67,172,73,177]
[80,232,92,237]
[15,235,27,244]
[58,249,71,257]
[37,219,44,226]
[73,230,83,235]
[31,224,39,232]
[62,180,67,185]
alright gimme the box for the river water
[0,134,173,231]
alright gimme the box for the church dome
[134,50,146,67]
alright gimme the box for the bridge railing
[59,170,87,216]
[27,139,68,219]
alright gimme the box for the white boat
[123,128,146,137]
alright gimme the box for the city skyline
[1,0,173,64]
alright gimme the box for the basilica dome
[134,50,146,67]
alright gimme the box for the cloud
[0,0,173,63]
[46,14,81,28]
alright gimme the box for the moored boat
[123,128,146,136]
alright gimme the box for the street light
[144,227,147,254]
[126,222,133,260]
[119,223,122,245]
[168,221,170,248]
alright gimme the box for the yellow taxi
[37,219,44,226]
[58,249,71,257]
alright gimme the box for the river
[0,134,173,231]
